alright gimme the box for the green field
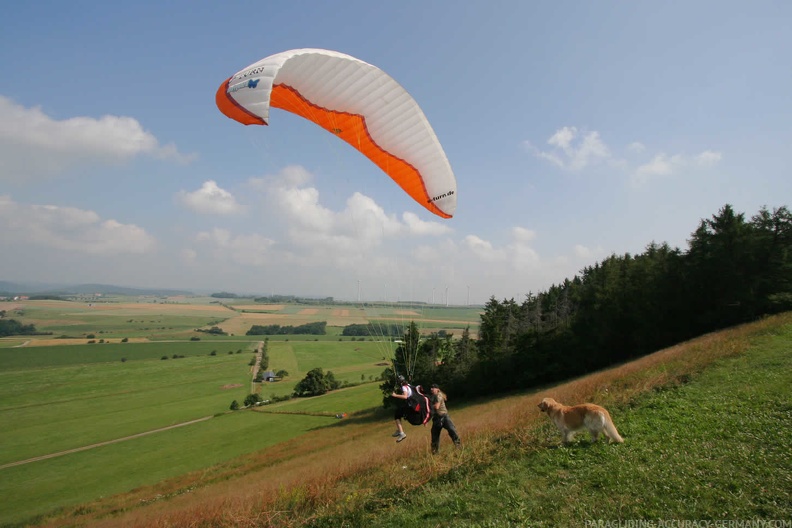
[4,299,233,340]
[2,300,789,527]
[0,298,482,525]
[0,338,387,525]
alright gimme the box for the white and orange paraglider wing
[216,48,456,219]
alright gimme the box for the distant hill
[0,281,193,297]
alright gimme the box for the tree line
[341,323,403,337]
[381,204,792,403]
[246,321,327,335]
[0,319,44,337]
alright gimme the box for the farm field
[0,297,482,525]
[1,296,481,344]
[19,312,790,528]
[0,341,389,525]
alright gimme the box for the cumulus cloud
[696,150,722,167]
[175,165,459,280]
[512,226,536,243]
[195,228,277,266]
[632,153,684,183]
[0,96,194,181]
[631,150,722,186]
[462,227,539,271]
[402,211,453,236]
[176,180,243,215]
[0,194,156,254]
[525,126,610,171]
[525,125,723,188]
[251,166,450,252]
[463,234,507,262]
[573,244,603,260]
[628,142,646,153]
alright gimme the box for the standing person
[390,375,411,442]
[429,383,461,453]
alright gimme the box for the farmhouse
[262,370,277,382]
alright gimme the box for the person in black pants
[390,375,412,442]
[429,383,460,453]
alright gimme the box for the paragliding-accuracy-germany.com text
[584,520,791,528]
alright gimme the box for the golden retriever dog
[538,397,624,444]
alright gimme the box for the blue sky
[1,1,790,304]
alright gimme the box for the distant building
[262,370,277,382]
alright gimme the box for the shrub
[243,393,262,407]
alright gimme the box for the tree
[260,344,269,371]
[243,393,261,407]
[293,367,339,397]
[230,400,240,411]
[0,319,39,337]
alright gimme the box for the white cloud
[462,228,539,270]
[195,228,277,266]
[547,127,577,151]
[526,126,611,171]
[631,150,722,186]
[0,194,156,254]
[574,244,604,260]
[526,126,723,188]
[632,153,683,184]
[176,180,243,215]
[463,234,507,262]
[252,166,450,252]
[512,226,536,243]
[0,96,194,181]
[173,165,459,280]
[628,142,646,153]
[402,212,453,236]
[696,150,722,167]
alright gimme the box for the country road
[0,416,215,470]
[1,341,266,470]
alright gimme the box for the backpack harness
[402,384,431,426]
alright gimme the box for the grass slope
[15,315,792,528]
[307,322,792,526]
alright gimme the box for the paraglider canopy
[216,48,457,219]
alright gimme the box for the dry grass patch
[217,313,294,335]
[71,302,233,316]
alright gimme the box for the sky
[1,2,790,305]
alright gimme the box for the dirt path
[2,341,266,470]
[0,416,214,470]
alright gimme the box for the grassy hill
[18,314,792,527]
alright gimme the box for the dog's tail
[602,412,624,443]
